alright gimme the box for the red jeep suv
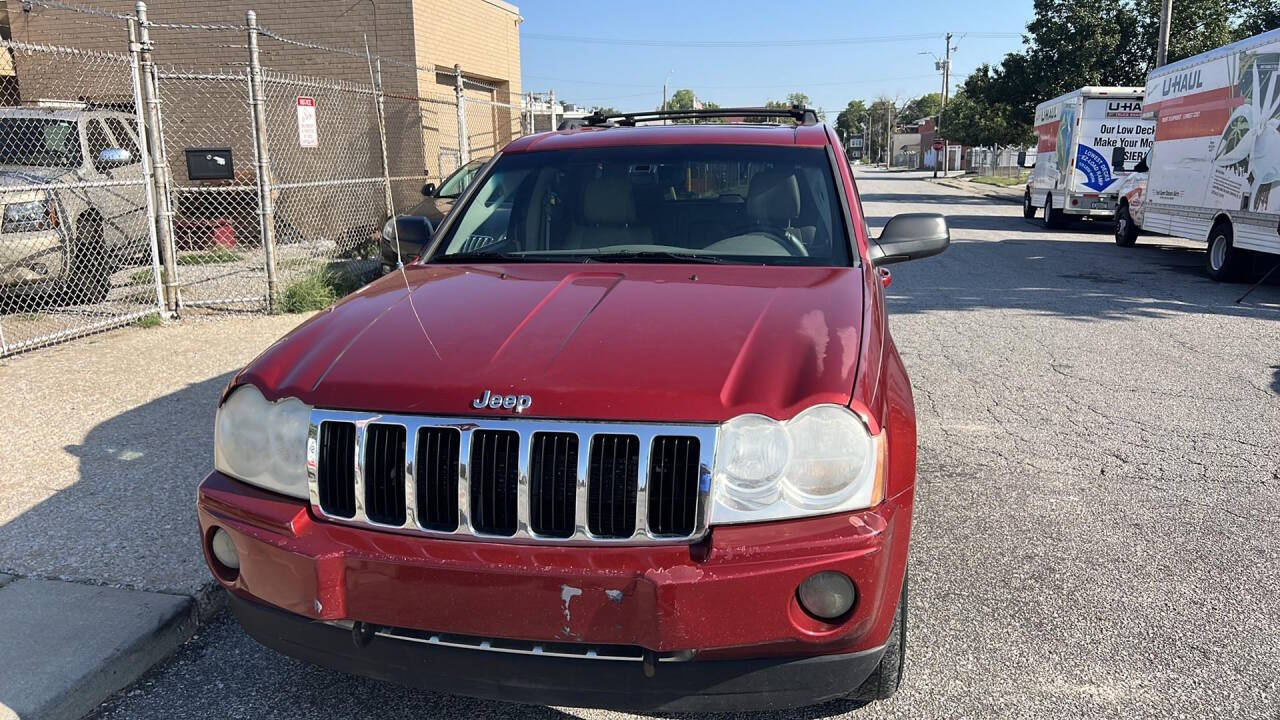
[198,107,949,712]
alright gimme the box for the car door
[93,116,148,251]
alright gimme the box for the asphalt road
[91,170,1280,720]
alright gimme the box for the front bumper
[0,229,68,288]
[198,472,911,710]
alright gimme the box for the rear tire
[1205,220,1248,282]
[1022,191,1036,219]
[1044,195,1066,229]
[846,571,908,703]
[1114,204,1138,247]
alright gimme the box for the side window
[104,118,140,162]
[85,120,112,167]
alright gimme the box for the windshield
[436,158,487,198]
[429,145,851,266]
[0,118,82,169]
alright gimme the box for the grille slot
[529,432,578,538]
[363,424,406,525]
[647,436,701,536]
[587,434,640,538]
[416,427,460,531]
[469,429,519,536]
[317,421,357,518]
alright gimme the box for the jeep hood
[0,167,76,187]
[242,263,866,422]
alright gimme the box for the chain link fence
[0,0,541,356]
[969,146,1034,179]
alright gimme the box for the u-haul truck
[1112,29,1280,281]
[1024,87,1155,227]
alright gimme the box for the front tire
[1114,204,1138,247]
[846,571,908,703]
[66,216,111,305]
[1022,191,1036,219]
[1205,220,1248,282]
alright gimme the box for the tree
[864,96,901,164]
[948,0,1270,147]
[834,99,869,145]
[940,90,1032,149]
[786,92,811,108]
[666,88,697,112]
[900,93,944,123]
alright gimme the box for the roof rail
[559,105,820,130]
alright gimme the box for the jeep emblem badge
[472,390,533,414]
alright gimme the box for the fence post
[127,13,166,317]
[134,1,179,313]
[454,64,469,164]
[246,10,279,311]
[549,89,557,130]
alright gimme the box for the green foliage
[133,313,163,329]
[280,268,367,313]
[176,247,241,265]
[945,0,1270,148]
[834,99,869,145]
[901,93,944,122]
[786,92,811,108]
[666,88,697,111]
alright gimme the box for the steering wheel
[724,223,808,257]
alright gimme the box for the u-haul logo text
[1161,70,1204,97]
[1106,100,1143,118]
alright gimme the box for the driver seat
[745,169,816,248]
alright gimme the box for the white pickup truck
[0,105,149,303]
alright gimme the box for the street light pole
[1156,0,1173,67]
[662,69,675,124]
[940,32,955,177]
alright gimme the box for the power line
[527,69,975,93]
[522,31,1021,48]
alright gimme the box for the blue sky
[517,0,1035,114]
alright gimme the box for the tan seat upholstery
[565,176,652,250]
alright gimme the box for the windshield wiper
[584,250,728,264]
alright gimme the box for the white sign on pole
[296,96,318,148]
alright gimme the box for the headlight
[3,199,56,234]
[214,384,312,499]
[711,405,882,524]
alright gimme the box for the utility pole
[1156,0,1173,67]
[939,32,956,177]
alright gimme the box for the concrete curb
[928,177,1024,204]
[0,577,199,720]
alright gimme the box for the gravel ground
[90,170,1280,719]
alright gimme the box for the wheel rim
[1210,234,1228,271]
[1117,215,1128,238]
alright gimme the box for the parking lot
[81,170,1280,719]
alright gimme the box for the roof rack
[558,105,820,130]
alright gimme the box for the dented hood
[242,263,865,422]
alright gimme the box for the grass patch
[280,268,367,313]
[133,313,163,328]
[176,247,242,265]
[971,174,1028,187]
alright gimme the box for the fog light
[797,571,855,620]
[210,528,240,570]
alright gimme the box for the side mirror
[868,213,950,266]
[1111,146,1126,172]
[97,147,132,169]
[1134,157,1148,173]
[421,182,437,197]
[391,215,433,246]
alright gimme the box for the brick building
[3,0,523,183]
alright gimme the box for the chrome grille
[307,410,716,544]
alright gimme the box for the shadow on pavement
[881,236,1280,322]
[0,372,234,603]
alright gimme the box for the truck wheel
[1205,221,1247,282]
[846,571,908,703]
[1043,196,1066,229]
[1114,204,1139,247]
[67,216,111,304]
[1022,191,1036,219]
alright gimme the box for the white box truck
[1112,29,1280,281]
[1023,87,1155,228]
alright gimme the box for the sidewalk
[928,175,1024,204]
[0,313,309,719]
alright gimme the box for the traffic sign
[932,140,944,151]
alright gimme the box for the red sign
[932,141,945,151]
